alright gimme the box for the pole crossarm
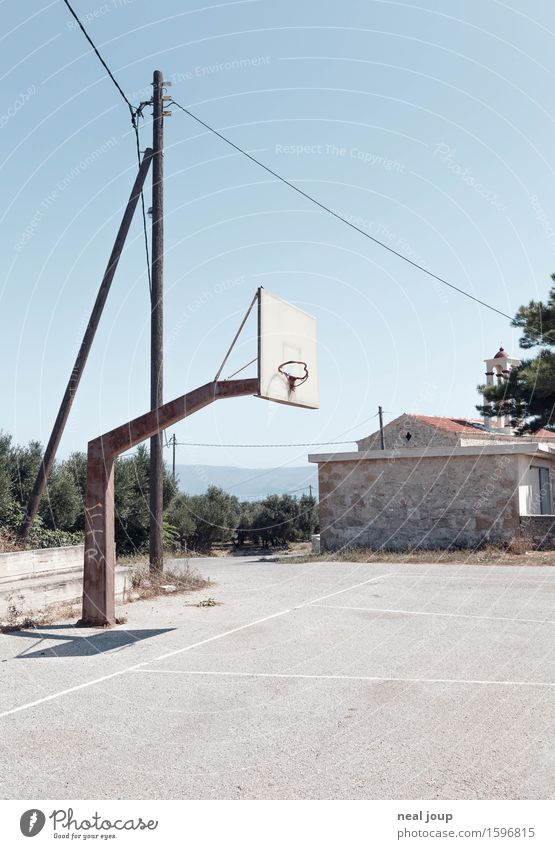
[79,378,258,626]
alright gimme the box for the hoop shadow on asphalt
[7,627,175,658]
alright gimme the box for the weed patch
[128,562,212,601]
[280,543,554,567]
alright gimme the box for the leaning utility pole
[378,405,385,450]
[19,148,154,543]
[149,70,170,572]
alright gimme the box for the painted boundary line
[309,603,554,625]
[129,668,555,688]
[0,573,392,720]
[387,572,554,583]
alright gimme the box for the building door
[538,467,552,515]
[525,466,552,515]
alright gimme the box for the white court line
[129,668,555,689]
[0,573,391,720]
[387,572,553,582]
[309,603,554,625]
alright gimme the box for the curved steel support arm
[79,378,258,626]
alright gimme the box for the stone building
[309,349,555,551]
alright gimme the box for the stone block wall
[318,453,520,550]
[357,415,460,452]
[519,515,555,550]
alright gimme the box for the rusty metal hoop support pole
[19,148,154,542]
[78,378,258,627]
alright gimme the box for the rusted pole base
[77,441,116,627]
[76,618,116,628]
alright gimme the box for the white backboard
[257,288,319,409]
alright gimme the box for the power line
[62,0,135,114]
[62,0,152,294]
[163,411,383,450]
[59,4,512,322]
[62,7,511,325]
[226,489,316,499]
[134,125,153,297]
[170,99,513,322]
[167,439,357,448]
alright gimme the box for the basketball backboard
[257,288,319,409]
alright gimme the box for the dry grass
[117,549,204,567]
[0,531,23,553]
[282,542,554,567]
[0,597,81,632]
[0,562,212,632]
[194,597,222,607]
[127,562,212,601]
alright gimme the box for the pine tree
[477,275,555,433]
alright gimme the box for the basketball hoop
[278,360,309,392]
[258,289,319,409]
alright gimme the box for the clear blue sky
[2,0,554,470]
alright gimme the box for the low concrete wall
[0,545,84,580]
[0,544,131,619]
[520,516,555,550]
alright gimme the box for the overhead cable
[62,0,152,293]
[170,99,513,322]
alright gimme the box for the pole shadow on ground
[4,627,175,658]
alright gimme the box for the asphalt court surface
[0,558,553,799]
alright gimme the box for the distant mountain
[174,465,317,500]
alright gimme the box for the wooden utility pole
[19,148,154,543]
[378,405,385,450]
[171,433,176,481]
[149,70,169,572]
